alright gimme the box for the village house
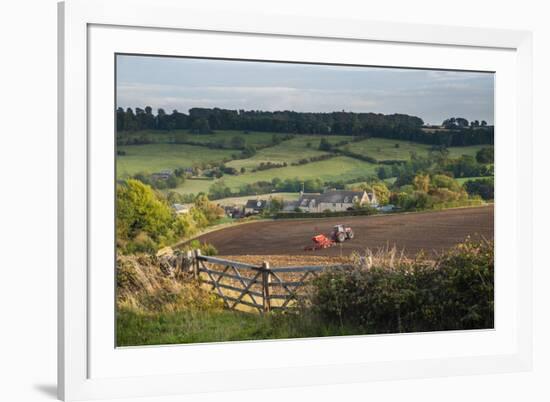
[172,203,192,215]
[282,200,299,212]
[244,199,268,215]
[151,169,174,181]
[296,190,377,213]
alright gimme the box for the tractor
[330,224,354,243]
[304,224,354,251]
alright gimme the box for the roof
[298,190,365,207]
[282,201,299,211]
[318,190,364,204]
[366,192,377,203]
[244,199,267,210]
[298,194,321,208]
[152,170,174,178]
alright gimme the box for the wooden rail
[191,250,352,313]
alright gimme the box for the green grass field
[116,143,234,178]
[456,176,493,184]
[168,156,378,195]
[222,156,378,191]
[446,145,492,158]
[226,135,351,170]
[116,130,493,196]
[117,307,358,346]
[338,138,491,161]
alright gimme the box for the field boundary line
[172,218,273,248]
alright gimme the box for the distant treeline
[116,106,494,146]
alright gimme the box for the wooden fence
[190,250,352,313]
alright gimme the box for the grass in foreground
[117,308,356,346]
[117,239,493,346]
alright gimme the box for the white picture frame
[58,0,533,400]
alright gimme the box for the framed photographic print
[58,0,533,400]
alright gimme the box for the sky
[116,55,494,125]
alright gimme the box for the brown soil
[221,255,351,266]
[196,205,494,258]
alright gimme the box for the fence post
[262,261,271,313]
[193,249,202,282]
[185,250,193,273]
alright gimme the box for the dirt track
[196,206,494,257]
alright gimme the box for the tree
[430,174,461,192]
[116,179,174,251]
[319,138,332,151]
[242,144,257,157]
[464,178,494,200]
[190,117,212,134]
[267,197,284,214]
[156,108,168,130]
[123,108,137,131]
[143,106,155,129]
[371,182,391,205]
[208,181,232,200]
[230,136,246,149]
[377,166,390,180]
[442,117,457,129]
[476,147,494,164]
[455,117,469,128]
[116,107,125,132]
[413,174,430,192]
[193,194,224,223]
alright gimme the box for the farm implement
[304,224,355,251]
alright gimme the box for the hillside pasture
[116,143,234,178]
[338,138,431,161]
[337,138,491,162]
[446,145,492,158]
[116,131,494,197]
[225,135,351,170]
[221,156,378,191]
[168,156,378,195]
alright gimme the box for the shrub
[310,239,494,333]
[476,147,494,164]
[319,138,332,151]
[464,178,494,200]
[200,242,218,256]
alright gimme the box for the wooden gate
[192,250,352,313]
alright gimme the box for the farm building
[172,203,192,215]
[244,199,268,215]
[296,190,377,213]
[282,200,299,212]
[151,169,174,180]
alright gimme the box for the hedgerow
[310,239,494,333]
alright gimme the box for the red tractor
[330,224,354,243]
[304,224,354,251]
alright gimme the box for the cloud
[116,56,494,124]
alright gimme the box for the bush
[180,240,218,256]
[464,178,494,200]
[476,147,494,164]
[310,239,494,333]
